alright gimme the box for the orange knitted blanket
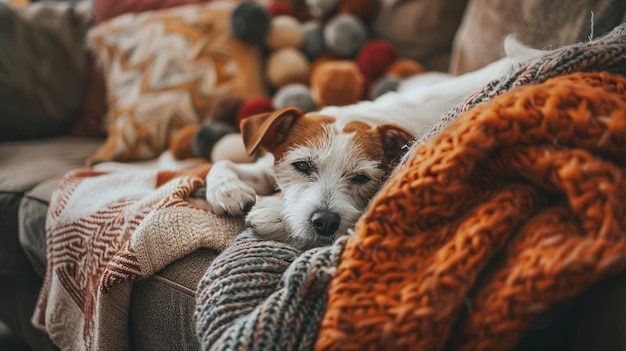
[316,71,626,350]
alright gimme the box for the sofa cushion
[86,1,267,165]
[0,1,92,141]
[449,0,626,74]
[0,137,102,193]
[0,137,102,277]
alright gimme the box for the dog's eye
[292,161,312,175]
[351,173,371,184]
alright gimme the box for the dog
[205,36,545,249]
[205,106,414,249]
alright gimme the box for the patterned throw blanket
[32,165,245,350]
[195,24,626,350]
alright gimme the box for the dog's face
[241,107,414,248]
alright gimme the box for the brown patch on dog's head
[240,107,336,161]
[344,121,415,173]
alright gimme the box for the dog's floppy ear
[377,124,415,165]
[240,107,304,155]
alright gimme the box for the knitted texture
[316,71,626,350]
[418,22,626,144]
[194,231,346,351]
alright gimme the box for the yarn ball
[236,97,275,128]
[385,59,426,78]
[265,15,304,50]
[300,21,325,59]
[170,123,201,160]
[266,48,311,88]
[267,1,294,17]
[357,40,398,79]
[273,83,317,113]
[323,14,368,58]
[370,76,401,100]
[211,133,258,163]
[230,2,271,44]
[306,0,337,17]
[310,60,364,107]
[339,0,379,21]
[206,94,245,126]
[191,121,238,160]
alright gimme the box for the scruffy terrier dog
[205,107,414,249]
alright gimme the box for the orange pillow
[86,2,267,165]
[93,0,207,24]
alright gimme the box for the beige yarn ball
[210,133,257,163]
[265,15,304,49]
[266,48,311,88]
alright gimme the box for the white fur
[244,196,287,241]
[204,152,275,215]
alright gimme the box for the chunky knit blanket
[32,165,245,351]
[195,24,626,351]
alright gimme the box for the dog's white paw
[245,196,289,242]
[205,177,257,216]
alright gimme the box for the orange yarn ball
[385,59,426,79]
[310,60,364,107]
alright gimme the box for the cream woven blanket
[32,164,244,350]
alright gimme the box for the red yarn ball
[267,2,295,17]
[357,40,398,79]
[236,98,275,130]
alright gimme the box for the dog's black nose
[311,211,340,236]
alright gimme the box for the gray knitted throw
[194,231,346,350]
[194,23,626,351]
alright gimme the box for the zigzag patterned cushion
[87,1,267,164]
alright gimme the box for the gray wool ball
[273,84,317,113]
[191,121,238,160]
[300,21,325,59]
[370,76,401,100]
[230,2,271,44]
[323,14,368,58]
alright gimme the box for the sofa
[1,0,626,350]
